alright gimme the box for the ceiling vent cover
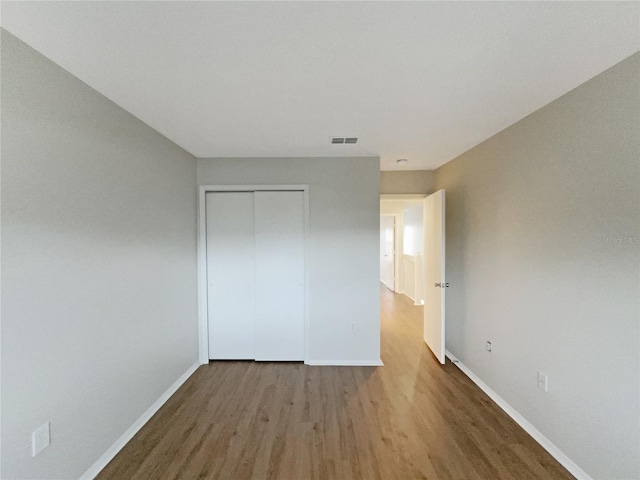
[331,137,358,144]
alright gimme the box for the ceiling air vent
[331,137,358,144]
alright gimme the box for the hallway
[97,286,574,479]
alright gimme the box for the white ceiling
[2,1,638,171]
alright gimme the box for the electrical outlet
[485,341,492,352]
[537,371,548,392]
[351,321,356,331]
[32,422,50,457]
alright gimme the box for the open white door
[423,189,446,364]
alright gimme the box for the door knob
[434,282,450,288]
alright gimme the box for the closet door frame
[197,184,310,365]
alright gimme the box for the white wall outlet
[485,341,492,352]
[537,371,548,392]
[32,422,50,457]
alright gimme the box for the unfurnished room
[1,2,639,479]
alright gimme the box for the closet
[205,190,305,361]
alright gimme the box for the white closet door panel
[254,191,305,361]
[206,192,255,359]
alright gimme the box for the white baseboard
[305,359,384,366]
[79,361,200,480]
[380,279,394,290]
[445,350,592,480]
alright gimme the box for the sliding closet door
[254,191,305,361]
[206,192,255,359]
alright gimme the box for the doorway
[380,191,447,364]
[380,195,426,302]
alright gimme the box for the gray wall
[435,52,639,480]
[198,157,381,364]
[1,30,199,479]
[380,170,435,194]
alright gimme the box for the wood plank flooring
[97,286,574,480]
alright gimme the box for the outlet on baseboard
[32,422,50,457]
[537,371,548,392]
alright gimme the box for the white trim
[403,292,416,303]
[201,184,309,192]
[380,279,394,290]
[197,187,208,364]
[380,194,427,200]
[445,350,592,480]
[303,190,311,363]
[305,359,384,366]
[380,212,402,293]
[79,362,200,480]
[197,184,311,364]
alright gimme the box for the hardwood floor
[97,286,574,480]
